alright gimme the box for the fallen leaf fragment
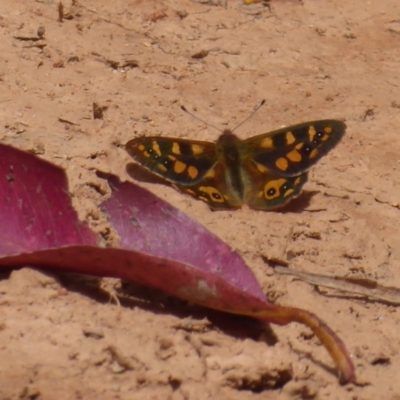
[191,49,209,59]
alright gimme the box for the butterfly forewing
[126,137,217,185]
[247,120,346,177]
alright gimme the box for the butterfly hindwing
[242,158,309,210]
[247,120,346,177]
[126,137,217,185]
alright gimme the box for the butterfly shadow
[126,162,173,187]
[271,190,319,214]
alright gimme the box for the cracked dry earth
[1,0,400,399]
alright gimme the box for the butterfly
[125,118,345,210]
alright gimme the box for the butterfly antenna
[181,99,266,134]
[181,105,224,134]
[231,99,266,133]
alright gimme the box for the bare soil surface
[1,0,400,399]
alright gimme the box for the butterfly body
[126,119,345,210]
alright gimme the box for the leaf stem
[250,305,355,384]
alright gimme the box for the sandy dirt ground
[1,0,400,399]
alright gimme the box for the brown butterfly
[126,110,345,210]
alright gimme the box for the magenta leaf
[0,144,355,384]
[0,144,97,254]
[98,171,266,302]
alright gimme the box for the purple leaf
[99,172,266,302]
[0,144,97,254]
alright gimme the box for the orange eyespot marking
[143,151,151,158]
[310,148,319,159]
[260,137,273,149]
[172,142,181,155]
[295,143,304,150]
[308,126,317,142]
[188,166,199,179]
[168,155,177,161]
[322,134,330,141]
[294,177,302,185]
[199,186,225,203]
[157,163,168,172]
[258,191,264,198]
[138,144,145,151]
[256,163,268,173]
[152,141,162,157]
[275,157,289,171]
[286,149,302,162]
[174,160,187,174]
[284,188,295,198]
[286,131,296,145]
[324,126,333,134]
[263,179,286,200]
[191,144,205,155]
